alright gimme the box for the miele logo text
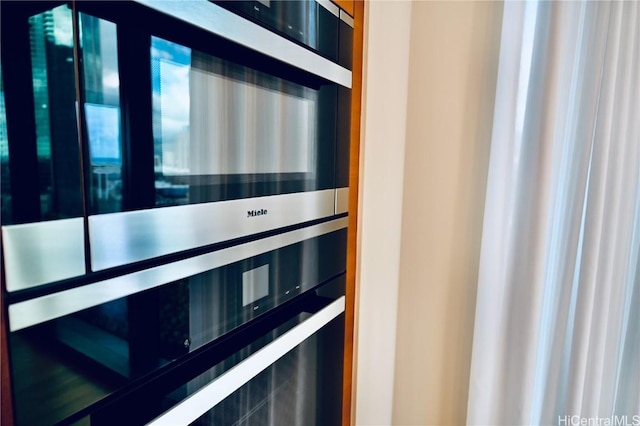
[247,209,268,218]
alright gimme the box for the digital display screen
[242,264,269,307]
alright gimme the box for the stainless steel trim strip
[89,190,336,272]
[146,296,345,426]
[340,9,355,28]
[8,217,347,332]
[316,0,339,17]
[134,0,352,88]
[1,219,86,292]
[335,187,349,215]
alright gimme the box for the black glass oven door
[149,299,345,426]
[7,222,345,426]
[150,35,336,207]
[73,0,351,273]
[90,277,346,426]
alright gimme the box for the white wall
[355,1,503,425]
[392,2,503,424]
[354,1,413,424]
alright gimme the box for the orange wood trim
[342,0,364,425]
[333,0,355,17]
[1,280,14,426]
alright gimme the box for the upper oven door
[111,0,351,209]
[149,34,332,206]
[83,0,352,271]
[1,0,352,289]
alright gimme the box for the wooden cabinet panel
[342,0,364,425]
[333,0,355,17]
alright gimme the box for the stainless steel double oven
[0,0,352,424]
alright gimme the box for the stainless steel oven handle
[2,218,87,292]
[146,296,345,426]
[133,0,352,88]
[335,187,350,215]
[340,9,355,28]
[316,0,339,17]
[89,190,337,272]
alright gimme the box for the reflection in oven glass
[192,338,318,426]
[0,62,10,224]
[9,240,311,425]
[151,36,319,207]
[80,12,124,215]
[28,5,83,222]
[155,310,345,426]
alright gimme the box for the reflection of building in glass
[29,12,51,159]
[85,103,121,163]
[29,5,83,220]
[152,37,192,178]
[79,14,123,214]
[1,65,11,224]
[0,70,7,158]
[81,14,104,105]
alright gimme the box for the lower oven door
[7,219,346,426]
[91,278,345,426]
[151,298,344,426]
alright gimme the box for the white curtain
[467,1,640,425]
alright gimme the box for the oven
[94,279,345,426]
[0,0,352,291]
[7,219,347,425]
[0,1,353,425]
